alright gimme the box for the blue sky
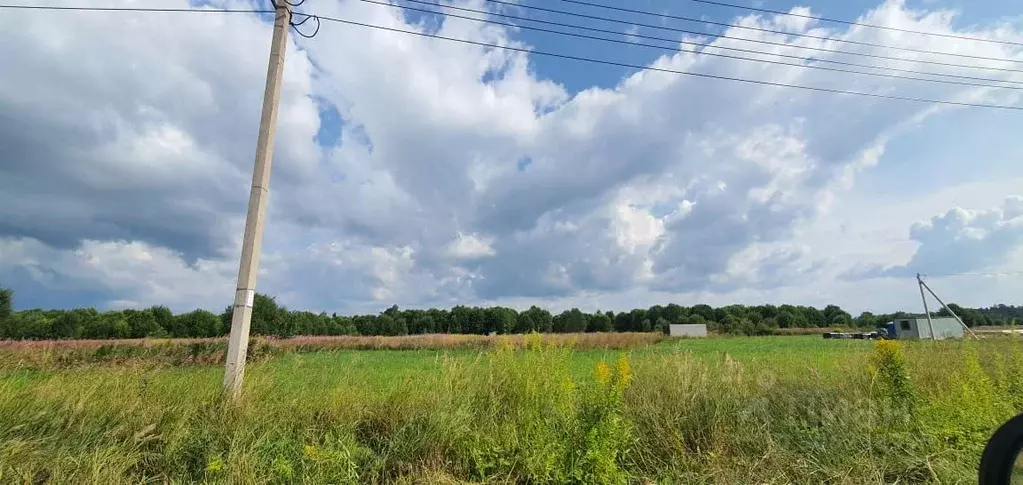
[490,0,1019,91]
[1,0,1022,315]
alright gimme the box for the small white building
[669,324,708,338]
[891,317,964,340]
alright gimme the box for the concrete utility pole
[224,2,291,400]
[916,273,936,340]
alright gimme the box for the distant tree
[587,312,613,332]
[124,309,165,338]
[939,303,984,327]
[483,307,517,334]
[401,309,424,334]
[291,311,321,336]
[449,306,471,334]
[0,286,12,327]
[804,307,826,327]
[683,313,707,328]
[822,304,853,327]
[426,309,449,334]
[354,315,378,336]
[515,306,549,333]
[613,312,632,332]
[552,310,568,333]
[713,307,729,325]
[530,306,554,333]
[830,313,853,327]
[663,304,686,325]
[418,315,436,335]
[717,313,740,334]
[250,294,278,335]
[466,307,487,334]
[647,305,665,326]
[148,305,174,334]
[81,311,130,339]
[312,312,331,335]
[629,309,648,332]
[48,308,95,339]
[10,285,1023,341]
[377,307,409,335]
[248,294,295,337]
[690,304,715,322]
[515,311,534,333]
[273,306,297,338]
[855,312,877,329]
[376,314,408,336]
[219,306,233,335]
[553,308,587,333]
[6,310,53,339]
[325,314,357,335]
[777,310,805,329]
[756,304,778,320]
[173,309,222,338]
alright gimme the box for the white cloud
[0,237,235,311]
[854,196,1023,277]
[447,233,496,259]
[0,0,1022,314]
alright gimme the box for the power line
[478,0,1023,75]
[400,0,1023,88]
[687,0,1023,48]
[368,0,1023,91]
[0,3,321,37]
[555,0,1023,65]
[5,2,1022,109]
[0,4,270,14]
[270,0,321,38]
[307,13,1023,111]
[922,270,1023,278]
[8,2,1021,75]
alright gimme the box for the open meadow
[1,334,1021,484]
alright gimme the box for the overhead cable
[5,3,1021,110]
[0,4,269,13]
[555,0,1023,65]
[306,14,1023,111]
[922,270,1023,278]
[687,0,1023,48]
[476,0,1023,74]
[365,0,1022,91]
[270,0,321,38]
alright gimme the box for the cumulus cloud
[0,237,235,311]
[0,0,1021,311]
[0,2,321,260]
[852,196,1023,278]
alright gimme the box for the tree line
[0,286,1018,340]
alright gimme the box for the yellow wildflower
[615,354,632,390]
[595,360,611,386]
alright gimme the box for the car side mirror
[980,413,1023,484]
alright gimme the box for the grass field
[1,334,1021,483]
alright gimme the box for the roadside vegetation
[1,335,1021,483]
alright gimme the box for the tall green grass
[0,336,1020,483]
